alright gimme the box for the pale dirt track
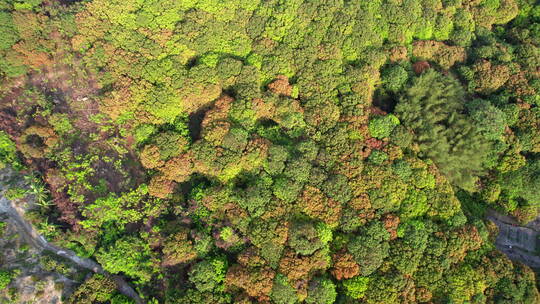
[0,168,144,304]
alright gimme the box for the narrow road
[0,169,144,304]
[487,210,540,269]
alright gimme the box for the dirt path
[487,210,540,269]
[0,169,144,304]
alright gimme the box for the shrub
[0,12,18,51]
[49,113,73,135]
[382,65,409,93]
[322,175,352,203]
[220,227,234,242]
[110,294,135,304]
[316,222,333,244]
[162,230,198,266]
[271,274,298,304]
[288,220,325,256]
[67,274,116,304]
[272,177,303,203]
[96,236,155,283]
[189,258,227,292]
[368,114,400,139]
[0,131,20,169]
[368,150,389,164]
[305,277,337,304]
[0,221,6,237]
[283,157,312,183]
[343,276,370,299]
[5,187,26,200]
[347,222,390,276]
[264,145,289,175]
[0,270,13,290]
[134,124,156,145]
[222,127,249,152]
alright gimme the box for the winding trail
[0,169,144,304]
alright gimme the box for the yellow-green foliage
[0,1,539,303]
[0,131,21,169]
[0,270,13,290]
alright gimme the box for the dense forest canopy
[0,0,540,303]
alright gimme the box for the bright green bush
[0,131,20,169]
[133,124,157,145]
[96,236,154,283]
[368,150,389,164]
[49,114,73,135]
[110,294,135,304]
[343,276,370,299]
[0,270,13,290]
[188,258,227,292]
[382,65,409,93]
[368,115,400,139]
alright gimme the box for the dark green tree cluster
[395,70,492,191]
